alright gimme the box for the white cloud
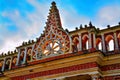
[0,1,120,54]
[60,7,90,31]
[94,5,120,28]
[0,35,26,54]
[0,0,49,54]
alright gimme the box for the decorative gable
[34,2,71,59]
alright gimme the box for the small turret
[89,21,93,27]
[84,25,87,28]
[36,38,39,42]
[32,40,34,43]
[107,25,110,28]
[8,51,10,55]
[51,1,56,6]
[118,22,120,25]
[65,29,69,32]
[14,50,17,53]
[75,27,78,30]
[28,40,31,44]
[79,24,83,29]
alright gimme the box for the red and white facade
[0,2,120,80]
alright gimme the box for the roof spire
[45,1,62,29]
[89,21,93,27]
[51,1,56,6]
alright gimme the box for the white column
[78,33,82,51]
[23,47,27,64]
[9,56,13,70]
[31,44,35,61]
[101,34,106,52]
[89,33,92,49]
[16,49,20,65]
[93,34,96,49]
[2,58,6,71]
[114,32,119,51]
[36,49,38,59]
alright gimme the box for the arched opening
[27,49,32,62]
[109,40,114,51]
[72,37,79,52]
[37,47,43,57]
[86,40,89,50]
[0,61,3,71]
[118,33,120,47]
[20,51,24,64]
[98,42,102,50]
[5,59,10,70]
[105,35,114,51]
[12,57,17,67]
[32,51,36,61]
[82,35,89,50]
[96,38,102,51]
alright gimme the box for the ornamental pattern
[33,2,71,59]
[34,25,71,58]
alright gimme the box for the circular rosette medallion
[34,27,71,58]
[41,39,64,56]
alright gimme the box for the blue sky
[0,0,120,53]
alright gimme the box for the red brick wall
[101,63,120,71]
[11,62,98,80]
[103,75,120,80]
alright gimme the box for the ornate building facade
[0,2,120,80]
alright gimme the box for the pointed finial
[75,27,78,30]
[28,40,31,44]
[8,51,10,55]
[11,51,13,54]
[36,38,39,41]
[97,28,100,31]
[14,50,17,53]
[32,40,34,43]
[65,29,69,32]
[89,21,93,27]
[51,1,56,6]
[1,53,3,56]
[85,25,87,28]
[22,42,25,45]
[107,25,110,28]
[80,24,83,29]
[118,22,120,25]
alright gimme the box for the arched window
[73,37,79,52]
[20,51,24,64]
[96,38,102,50]
[12,57,17,66]
[27,49,32,62]
[0,61,3,71]
[86,40,89,49]
[82,34,89,50]
[118,33,120,47]
[108,40,114,51]
[105,35,114,51]
[98,42,102,50]
[5,59,10,70]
